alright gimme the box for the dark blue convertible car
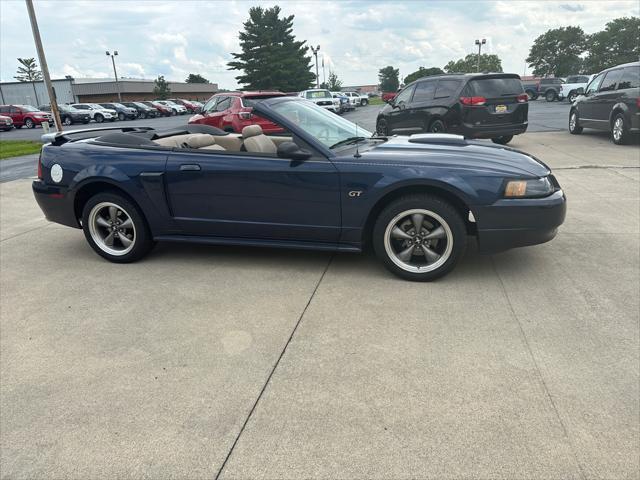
[33,97,566,281]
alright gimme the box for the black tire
[373,194,467,281]
[94,113,104,123]
[567,91,578,103]
[360,99,368,106]
[81,191,154,263]
[611,113,630,145]
[545,90,556,102]
[63,116,73,126]
[24,118,35,129]
[428,119,446,133]
[491,135,513,145]
[118,112,125,121]
[569,109,583,134]
[140,112,147,119]
[171,109,177,116]
[376,118,389,136]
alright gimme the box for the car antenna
[354,122,361,158]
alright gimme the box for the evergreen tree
[327,71,342,90]
[378,66,400,92]
[153,75,171,99]
[14,58,42,82]
[228,6,315,91]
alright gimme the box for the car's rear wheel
[82,192,154,263]
[428,119,446,133]
[611,113,630,145]
[376,118,389,136]
[63,116,72,126]
[491,135,513,145]
[569,110,583,134]
[567,91,578,103]
[94,113,104,123]
[373,195,467,281]
[545,90,556,102]
[525,89,537,100]
[24,118,35,129]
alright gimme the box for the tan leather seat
[212,133,242,151]
[242,125,277,154]
[153,134,193,147]
[184,134,215,148]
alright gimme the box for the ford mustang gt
[33,97,566,281]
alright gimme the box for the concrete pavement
[0,131,638,479]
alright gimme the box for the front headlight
[504,177,554,198]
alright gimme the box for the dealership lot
[0,130,638,478]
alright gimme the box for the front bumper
[474,189,566,254]
[32,181,79,228]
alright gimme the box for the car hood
[350,135,550,177]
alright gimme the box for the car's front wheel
[118,112,125,121]
[491,135,513,145]
[567,91,578,103]
[373,195,467,281]
[428,119,446,133]
[63,116,73,126]
[360,99,368,106]
[24,118,35,129]
[569,110,583,134]
[94,113,104,123]
[376,118,389,136]
[611,113,630,145]
[82,192,154,263]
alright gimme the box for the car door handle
[179,164,201,171]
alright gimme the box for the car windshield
[134,102,148,108]
[111,103,126,109]
[466,78,524,97]
[242,95,284,107]
[19,105,39,112]
[270,100,372,149]
[305,91,331,99]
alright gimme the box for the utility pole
[25,0,62,131]
[474,38,486,72]
[310,45,320,88]
[322,55,326,87]
[106,51,121,101]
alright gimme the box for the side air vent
[408,133,467,145]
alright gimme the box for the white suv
[298,89,339,112]
[71,103,117,123]
[342,91,369,107]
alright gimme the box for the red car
[141,101,172,117]
[0,104,53,129]
[169,98,200,113]
[188,91,285,134]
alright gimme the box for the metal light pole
[106,50,121,101]
[25,0,62,131]
[322,55,326,87]
[310,45,320,88]
[474,38,486,72]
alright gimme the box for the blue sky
[1,0,638,88]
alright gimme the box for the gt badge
[348,190,363,197]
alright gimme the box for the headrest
[242,125,263,138]
[183,134,215,148]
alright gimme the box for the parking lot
[1,124,638,478]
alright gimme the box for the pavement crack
[214,253,334,480]
[0,222,51,243]
[490,257,588,480]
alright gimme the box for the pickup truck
[538,78,565,102]
[558,74,594,102]
[521,80,540,100]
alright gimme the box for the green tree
[378,66,400,92]
[228,5,315,91]
[584,17,640,72]
[153,75,171,99]
[185,73,210,83]
[444,53,503,73]
[403,66,444,84]
[327,71,342,90]
[526,26,586,76]
[14,57,42,82]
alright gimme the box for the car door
[403,79,436,133]
[579,73,604,124]
[387,85,416,134]
[592,68,624,122]
[163,139,341,243]
[9,106,23,126]
[203,96,229,129]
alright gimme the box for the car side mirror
[277,141,312,161]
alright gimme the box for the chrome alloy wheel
[383,209,453,273]
[613,117,624,142]
[88,202,136,256]
[569,113,577,131]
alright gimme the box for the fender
[609,102,630,123]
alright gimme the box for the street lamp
[106,50,121,102]
[474,38,486,72]
[310,45,320,88]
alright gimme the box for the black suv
[98,103,138,121]
[376,73,528,145]
[569,61,639,145]
[38,104,91,126]
[121,102,158,119]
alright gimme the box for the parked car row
[0,98,204,131]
